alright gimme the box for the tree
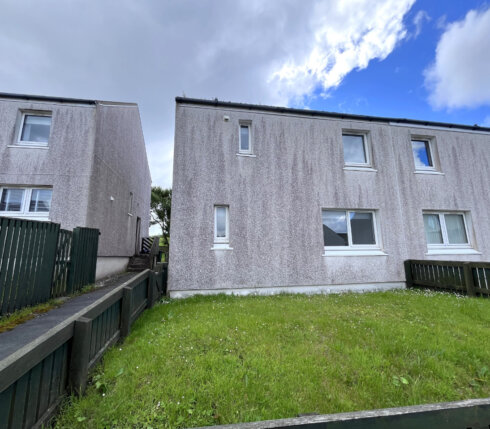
[150,187,171,244]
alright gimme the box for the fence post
[463,263,476,297]
[120,287,133,338]
[404,260,413,288]
[69,317,92,395]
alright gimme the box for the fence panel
[51,229,73,297]
[67,227,99,294]
[131,277,149,323]
[0,341,70,429]
[0,218,59,316]
[406,259,490,297]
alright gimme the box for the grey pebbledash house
[0,92,151,279]
[168,97,490,298]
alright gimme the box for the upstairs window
[18,113,52,146]
[239,122,252,154]
[342,132,371,167]
[0,187,52,218]
[411,138,440,173]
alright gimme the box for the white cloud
[269,0,415,102]
[409,10,431,39]
[0,0,415,188]
[425,7,490,109]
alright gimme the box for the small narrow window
[128,192,134,215]
[412,139,434,170]
[18,113,52,146]
[342,132,371,167]
[214,206,229,244]
[239,123,252,154]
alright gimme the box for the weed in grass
[55,290,490,428]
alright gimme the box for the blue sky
[1,0,489,190]
[306,0,490,127]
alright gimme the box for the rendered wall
[168,102,490,295]
[86,103,151,257]
[0,98,96,230]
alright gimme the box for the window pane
[322,211,348,246]
[412,140,433,168]
[350,212,375,245]
[342,134,367,164]
[216,207,227,238]
[445,214,468,244]
[0,189,25,211]
[240,125,249,151]
[21,115,51,143]
[423,214,443,244]
[29,189,52,212]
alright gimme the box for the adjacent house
[168,97,490,297]
[0,92,152,279]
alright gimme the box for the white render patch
[169,282,405,299]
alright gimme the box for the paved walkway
[0,271,137,362]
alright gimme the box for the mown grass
[55,290,489,428]
[0,299,63,333]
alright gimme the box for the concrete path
[0,272,137,361]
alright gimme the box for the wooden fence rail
[0,217,99,316]
[405,259,490,297]
[0,267,166,429]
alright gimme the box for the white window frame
[238,122,253,155]
[423,211,476,255]
[342,131,372,168]
[322,209,386,256]
[0,186,53,220]
[411,136,438,172]
[212,205,232,250]
[17,111,52,147]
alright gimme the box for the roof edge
[175,97,490,133]
[0,92,137,107]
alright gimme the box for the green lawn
[55,290,489,428]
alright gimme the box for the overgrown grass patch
[0,299,63,333]
[55,290,489,428]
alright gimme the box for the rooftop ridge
[175,96,490,133]
[0,92,137,107]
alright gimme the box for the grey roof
[0,92,137,106]
[176,97,490,133]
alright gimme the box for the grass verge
[0,284,95,334]
[0,299,63,333]
[55,290,489,428]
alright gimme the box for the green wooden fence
[0,217,99,316]
[0,268,165,429]
[405,259,490,297]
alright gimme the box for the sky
[1,0,490,192]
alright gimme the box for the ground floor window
[322,209,385,256]
[0,187,52,219]
[423,212,470,248]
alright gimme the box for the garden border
[194,398,490,429]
